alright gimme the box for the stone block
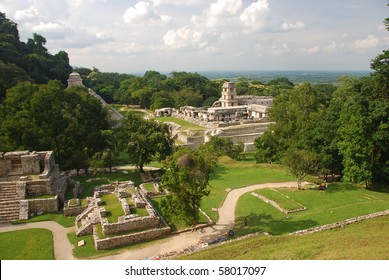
[78,240,86,247]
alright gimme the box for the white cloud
[240,0,270,31]
[31,22,66,34]
[193,0,243,29]
[123,1,170,26]
[324,41,344,52]
[163,26,207,50]
[354,35,379,48]
[151,0,205,7]
[300,46,320,54]
[269,43,291,56]
[209,0,242,17]
[14,7,39,21]
[281,21,305,31]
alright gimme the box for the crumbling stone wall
[27,196,59,214]
[25,180,53,196]
[94,226,171,250]
[101,214,160,235]
[290,209,389,235]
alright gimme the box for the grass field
[0,229,55,260]
[101,193,125,223]
[202,157,294,221]
[13,213,76,228]
[178,215,389,260]
[234,183,389,236]
[255,188,304,211]
[71,171,142,199]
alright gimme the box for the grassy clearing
[255,188,304,211]
[101,194,125,223]
[0,229,54,260]
[234,183,389,236]
[13,213,76,228]
[178,215,389,260]
[70,171,142,200]
[155,116,206,131]
[202,158,294,221]
[143,182,156,192]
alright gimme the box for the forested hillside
[255,17,389,187]
[0,12,72,99]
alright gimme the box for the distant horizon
[2,1,386,73]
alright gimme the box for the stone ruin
[68,72,123,125]
[155,82,274,152]
[0,150,79,223]
[75,181,170,250]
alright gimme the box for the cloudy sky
[1,0,388,73]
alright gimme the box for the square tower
[221,82,238,107]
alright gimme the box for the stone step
[0,197,19,202]
[0,204,19,210]
[0,209,20,216]
[0,200,19,207]
[0,216,19,223]
[0,190,17,195]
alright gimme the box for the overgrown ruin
[0,151,77,223]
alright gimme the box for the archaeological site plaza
[155,81,274,151]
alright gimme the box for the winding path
[0,181,298,260]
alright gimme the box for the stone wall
[290,209,389,235]
[19,200,29,220]
[64,205,87,216]
[94,226,171,250]
[25,180,53,196]
[176,133,204,145]
[101,215,160,235]
[28,196,59,214]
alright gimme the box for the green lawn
[143,182,156,192]
[70,171,142,199]
[178,215,389,260]
[202,158,294,221]
[0,229,55,260]
[234,183,389,236]
[100,193,125,223]
[155,116,206,131]
[13,213,76,228]
[255,188,304,211]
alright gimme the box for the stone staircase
[76,203,100,236]
[0,183,20,223]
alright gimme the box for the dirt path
[0,181,298,260]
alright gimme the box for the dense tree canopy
[0,12,72,90]
[255,36,389,187]
[0,81,110,169]
[118,114,174,172]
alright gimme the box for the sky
[1,0,388,73]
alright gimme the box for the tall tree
[161,148,216,227]
[119,114,174,172]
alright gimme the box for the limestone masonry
[0,151,77,223]
[155,82,274,151]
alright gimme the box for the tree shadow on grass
[209,165,229,181]
[234,213,319,236]
[325,183,358,194]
